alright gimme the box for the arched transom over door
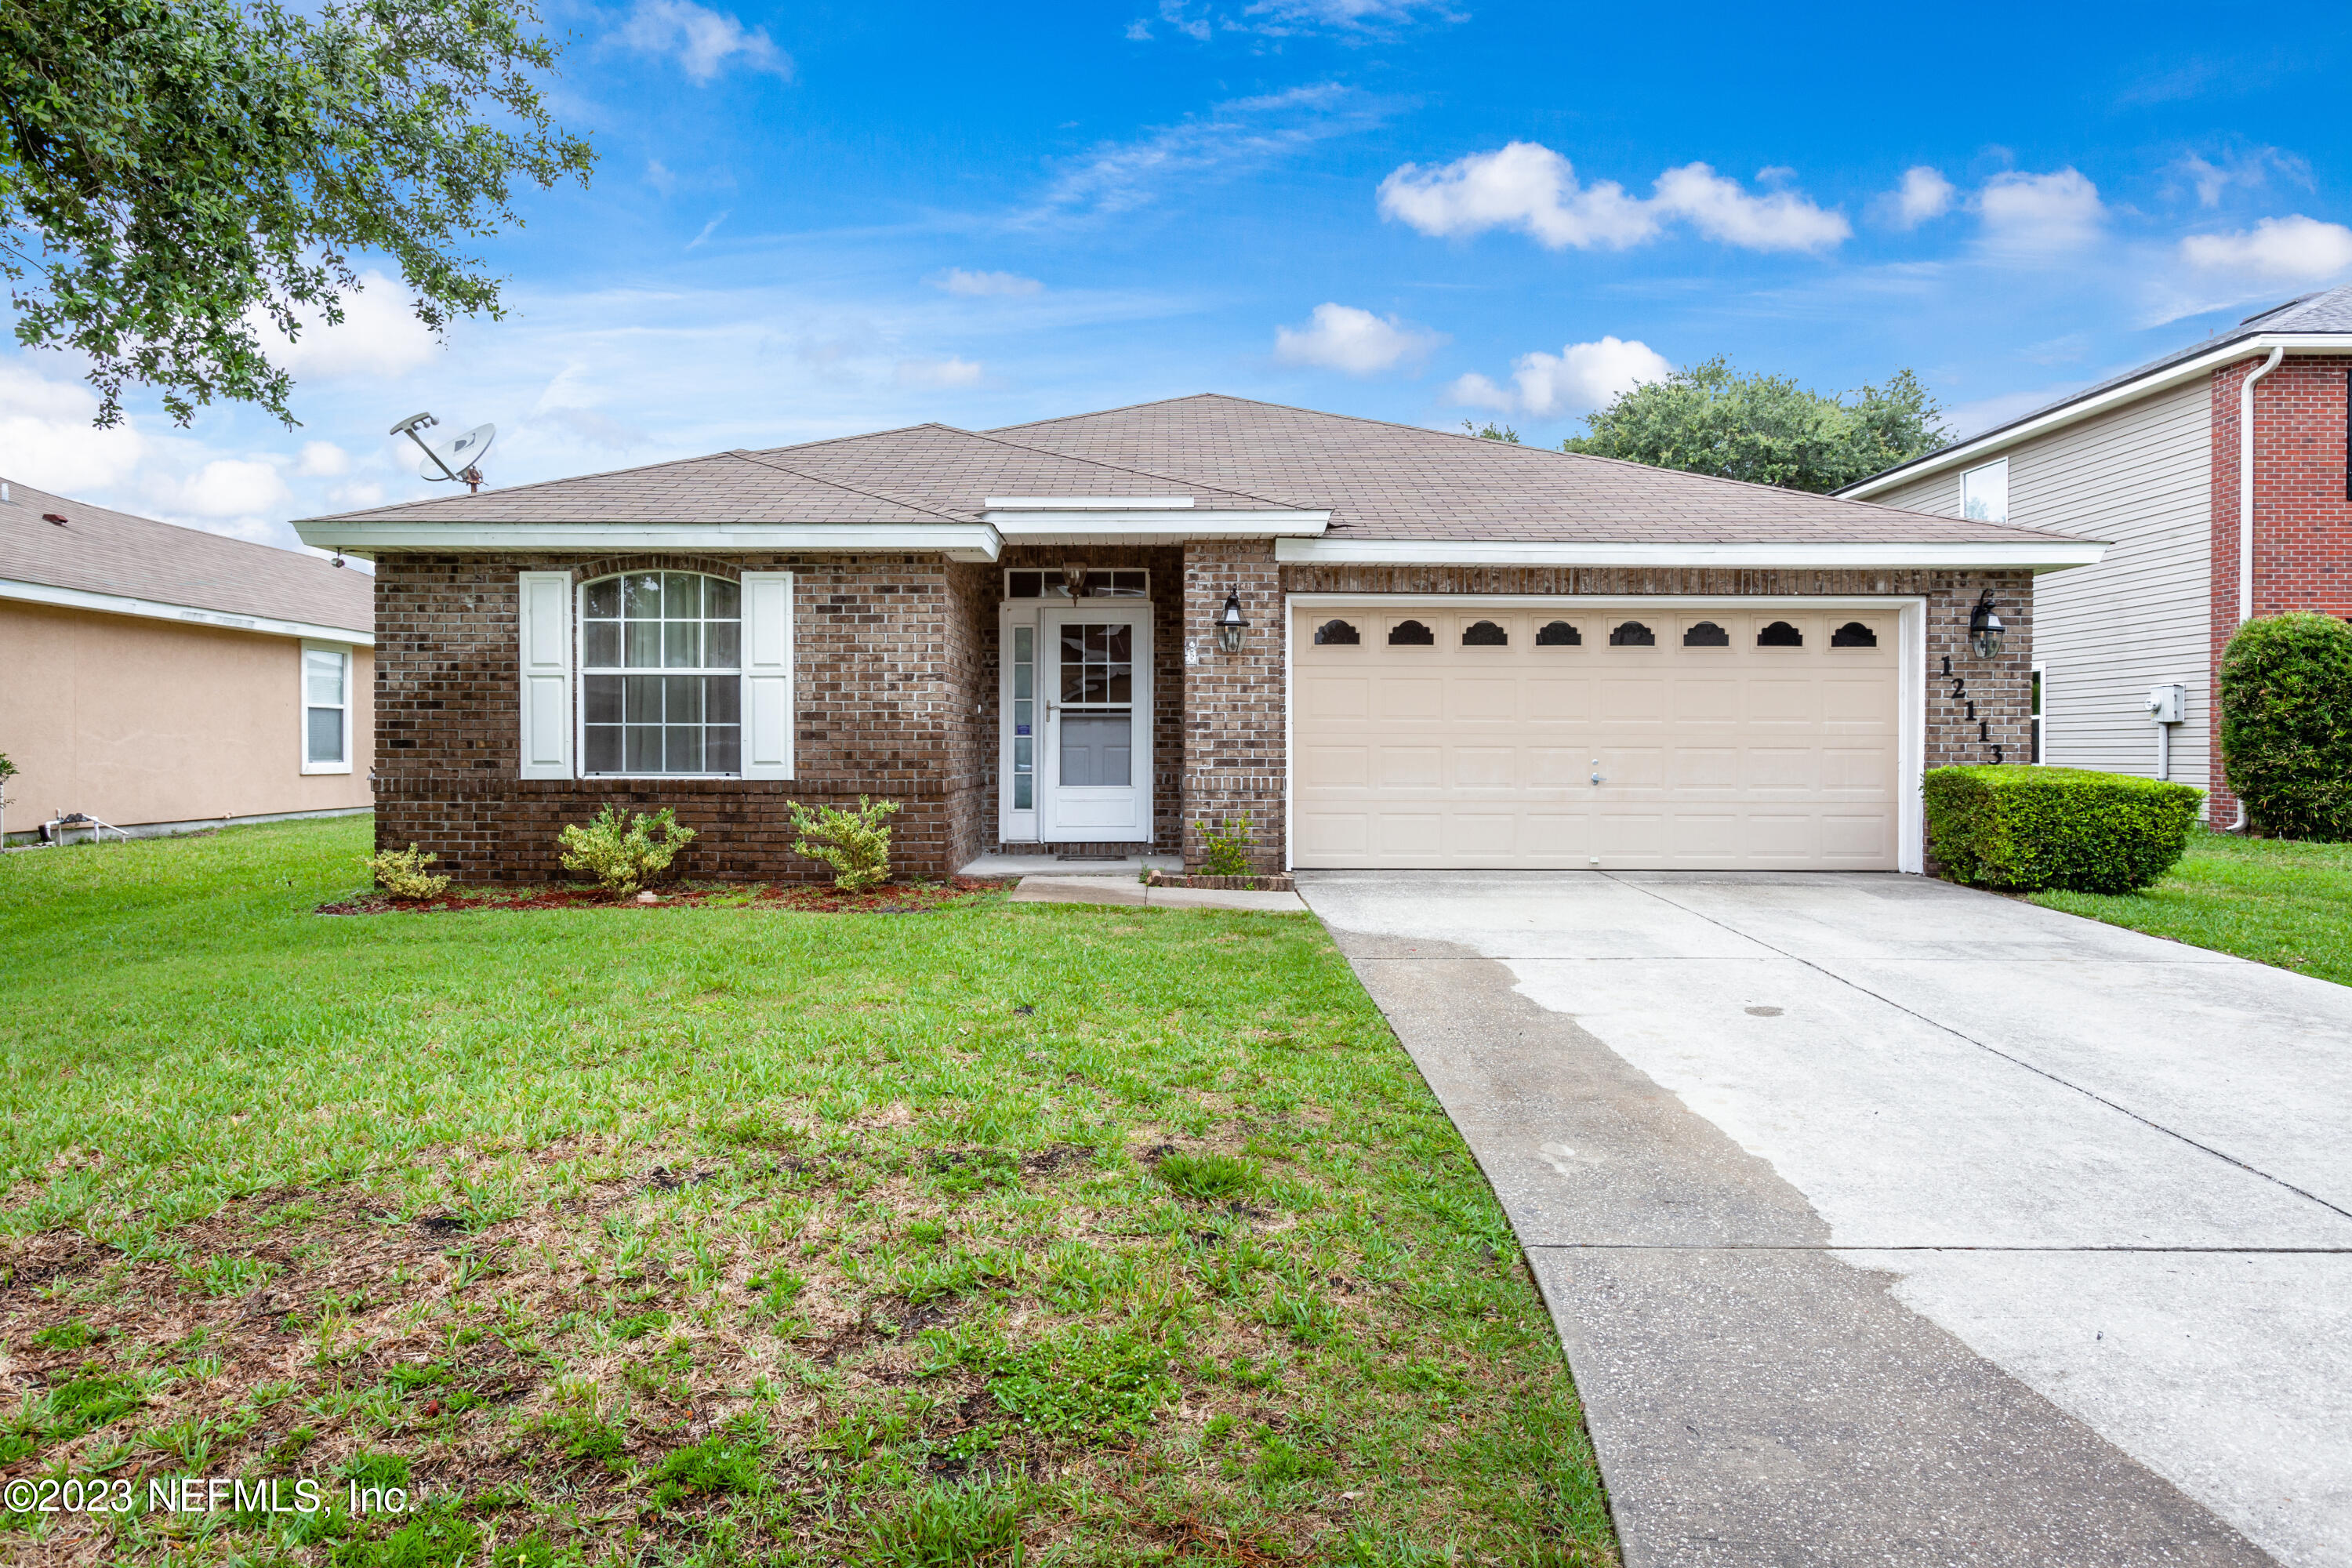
[1291,604,1903,870]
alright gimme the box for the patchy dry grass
[0,818,1614,1565]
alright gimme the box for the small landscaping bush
[1923,765,2201,894]
[1196,814,1256,877]
[788,795,900,891]
[2220,611,2352,841]
[359,844,450,901]
[557,806,695,898]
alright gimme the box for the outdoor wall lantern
[1969,589,2005,660]
[1214,592,1250,655]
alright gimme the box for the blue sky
[10,0,2352,553]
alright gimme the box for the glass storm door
[1039,604,1151,840]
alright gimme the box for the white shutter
[740,571,795,779]
[517,571,574,779]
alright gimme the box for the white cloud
[2170,147,2309,209]
[931,269,1044,298]
[1887,165,1955,228]
[254,273,439,382]
[1976,169,2105,253]
[1039,83,1383,219]
[176,459,292,518]
[296,441,350,477]
[1650,162,1850,252]
[686,211,729,249]
[0,360,148,493]
[645,159,678,196]
[2180,215,2352,282]
[1509,336,1673,417]
[1377,142,1846,254]
[620,0,793,84]
[1378,142,1657,249]
[1273,303,1443,376]
[1442,371,1515,412]
[892,357,985,390]
[327,481,386,511]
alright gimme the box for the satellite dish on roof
[387,411,495,493]
[418,423,495,482]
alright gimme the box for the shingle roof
[1847,283,2352,493]
[310,423,1287,527]
[991,394,2063,543]
[301,397,2070,548]
[2,478,372,635]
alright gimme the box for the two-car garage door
[1291,602,1904,871]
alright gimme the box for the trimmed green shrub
[787,795,900,891]
[2220,611,2352,841]
[360,844,449,900]
[1195,814,1256,877]
[558,805,695,897]
[1922,765,2201,893]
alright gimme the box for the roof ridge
[942,421,1308,509]
[311,448,751,523]
[721,450,977,524]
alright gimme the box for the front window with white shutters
[579,572,742,775]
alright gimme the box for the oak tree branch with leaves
[0,0,594,426]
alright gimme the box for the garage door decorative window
[1683,621,1730,647]
[1609,620,1655,647]
[1831,621,1878,648]
[1388,619,1435,646]
[1313,619,1360,645]
[1758,620,1803,647]
[1535,620,1581,646]
[1462,619,1508,646]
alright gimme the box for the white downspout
[2230,344,2285,830]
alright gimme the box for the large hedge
[1922,765,2201,893]
[2220,612,2352,841]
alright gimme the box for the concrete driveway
[1299,870,2352,1568]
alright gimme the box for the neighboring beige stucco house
[2,477,375,843]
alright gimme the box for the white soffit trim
[289,520,1004,562]
[984,495,1194,510]
[1842,332,2352,499]
[1274,538,2105,572]
[987,509,1330,539]
[0,577,374,644]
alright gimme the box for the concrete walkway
[1006,874,1309,913]
[1298,870,2352,1568]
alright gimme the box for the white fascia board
[289,520,1004,563]
[984,495,1194,510]
[1274,538,2106,572]
[987,509,1330,539]
[1842,333,2352,499]
[0,577,373,644]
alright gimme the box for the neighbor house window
[1962,458,2009,523]
[581,572,742,775]
[300,643,352,773]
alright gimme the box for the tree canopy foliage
[1,0,594,425]
[1560,357,1952,493]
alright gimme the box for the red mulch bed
[318,877,1001,916]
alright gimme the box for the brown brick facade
[375,549,2026,882]
[2207,356,2352,823]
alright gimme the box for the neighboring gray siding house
[1842,288,2352,822]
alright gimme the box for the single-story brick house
[291,395,2100,881]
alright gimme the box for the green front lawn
[0,818,1614,1566]
[2031,828,2352,985]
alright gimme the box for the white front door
[1038,604,1152,841]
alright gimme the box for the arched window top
[1536,620,1581,647]
[1609,620,1655,647]
[1757,620,1803,647]
[583,572,742,670]
[1462,619,1508,647]
[1831,620,1878,648]
[1313,619,1360,645]
[1683,620,1730,647]
[1388,619,1436,646]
